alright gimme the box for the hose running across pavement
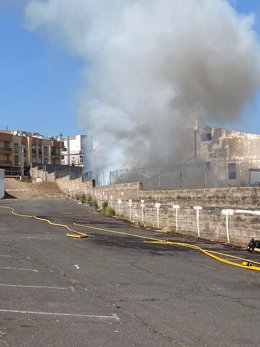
[0,205,90,239]
[73,222,260,272]
[1,204,259,270]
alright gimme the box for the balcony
[0,147,12,154]
[0,159,13,167]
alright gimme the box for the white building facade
[61,135,92,170]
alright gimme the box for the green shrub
[80,193,87,204]
[93,199,99,210]
[87,194,92,203]
[102,201,108,213]
[105,206,115,216]
[75,194,80,200]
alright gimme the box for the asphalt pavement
[0,198,259,347]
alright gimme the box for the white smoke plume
[25,0,260,171]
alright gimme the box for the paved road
[0,198,259,347]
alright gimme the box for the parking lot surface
[0,198,259,346]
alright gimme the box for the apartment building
[0,130,64,175]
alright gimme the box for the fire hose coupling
[242,261,253,267]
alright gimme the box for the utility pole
[60,132,62,165]
[21,145,24,177]
[193,120,198,162]
[67,136,70,165]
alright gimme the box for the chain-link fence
[94,160,260,190]
[106,164,219,190]
[32,161,260,190]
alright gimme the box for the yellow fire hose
[1,204,259,271]
[0,205,90,239]
[73,223,260,272]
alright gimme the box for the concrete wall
[198,127,260,186]
[31,166,260,247]
[0,169,4,199]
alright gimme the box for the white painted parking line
[1,236,54,240]
[0,284,68,290]
[0,255,13,258]
[0,267,39,272]
[0,309,120,321]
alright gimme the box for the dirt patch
[4,178,62,199]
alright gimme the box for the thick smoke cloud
[25,0,260,171]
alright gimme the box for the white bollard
[172,204,180,232]
[193,206,202,237]
[155,203,161,229]
[221,209,234,243]
[128,199,132,221]
[140,200,145,224]
[118,199,122,216]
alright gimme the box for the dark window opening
[228,163,236,180]
[200,133,212,141]
[14,143,18,153]
[205,162,211,170]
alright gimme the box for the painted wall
[0,169,4,199]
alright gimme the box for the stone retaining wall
[31,167,260,246]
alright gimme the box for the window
[4,142,9,151]
[14,143,19,153]
[200,133,212,141]
[14,155,19,166]
[228,163,236,180]
[205,162,211,170]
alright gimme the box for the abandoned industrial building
[195,126,260,186]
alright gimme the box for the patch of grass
[75,194,80,201]
[87,194,92,203]
[105,206,115,216]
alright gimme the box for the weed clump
[79,193,87,203]
[93,199,99,210]
[105,206,115,216]
[102,201,108,213]
[100,201,115,216]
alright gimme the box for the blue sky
[0,1,84,137]
[0,0,260,137]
